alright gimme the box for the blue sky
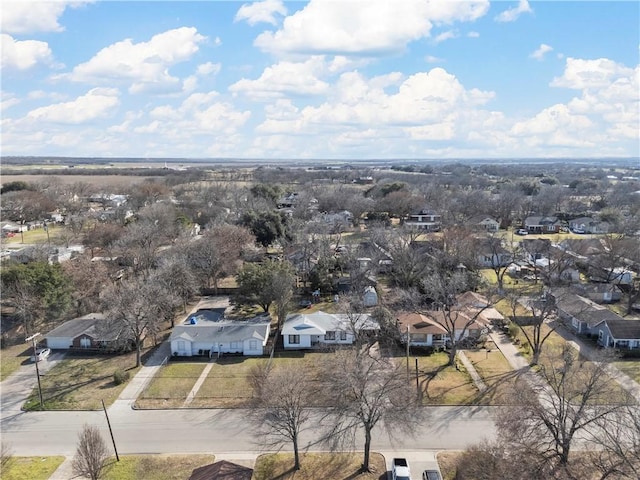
[1,0,638,160]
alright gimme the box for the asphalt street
[1,405,497,457]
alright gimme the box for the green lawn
[135,363,206,409]
[102,454,215,480]
[253,452,386,480]
[23,353,141,410]
[0,456,65,480]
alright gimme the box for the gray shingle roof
[602,319,640,340]
[44,313,119,341]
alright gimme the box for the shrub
[113,369,130,385]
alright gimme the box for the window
[288,335,300,345]
[249,340,258,350]
[230,341,240,349]
[325,331,336,340]
[80,337,91,348]
[340,330,347,341]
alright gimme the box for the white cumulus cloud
[530,44,553,61]
[551,57,634,89]
[64,27,206,94]
[495,0,533,23]
[1,1,90,35]
[1,34,53,70]
[235,0,287,25]
[229,57,331,99]
[26,88,119,124]
[254,0,489,55]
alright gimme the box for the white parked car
[30,348,51,362]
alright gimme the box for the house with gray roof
[45,313,121,351]
[170,311,270,357]
[553,291,622,335]
[523,216,563,234]
[593,318,640,350]
[281,311,379,349]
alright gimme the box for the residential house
[523,216,563,234]
[45,313,121,351]
[469,215,500,232]
[553,291,622,335]
[10,245,73,264]
[1,222,27,234]
[476,239,512,268]
[170,310,270,357]
[404,208,442,232]
[455,291,505,326]
[593,319,640,350]
[396,313,447,348]
[281,311,379,349]
[569,217,610,234]
[573,283,622,304]
[396,309,486,348]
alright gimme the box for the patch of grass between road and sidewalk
[464,346,519,405]
[0,456,65,480]
[102,454,215,480]
[253,452,386,480]
[23,352,141,411]
[413,352,478,405]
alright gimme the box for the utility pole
[406,324,410,375]
[101,400,119,461]
[25,333,44,409]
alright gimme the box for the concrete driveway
[0,351,66,421]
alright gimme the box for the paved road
[1,405,497,457]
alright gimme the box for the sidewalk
[108,341,171,413]
[554,324,640,402]
[457,351,487,392]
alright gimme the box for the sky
[1,0,639,161]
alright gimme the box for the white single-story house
[170,315,270,357]
[45,313,120,350]
[469,215,500,232]
[593,319,640,350]
[281,311,379,349]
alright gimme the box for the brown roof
[397,310,484,333]
[189,460,253,480]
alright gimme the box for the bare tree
[498,346,629,476]
[71,424,110,480]
[322,348,422,472]
[589,404,640,479]
[250,365,313,471]
[506,288,557,365]
[103,277,165,367]
[413,268,490,366]
[186,224,254,290]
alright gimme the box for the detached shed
[363,286,378,307]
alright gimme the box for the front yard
[0,456,65,480]
[0,343,32,381]
[253,452,386,480]
[23,352,141,410]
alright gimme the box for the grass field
[0,456,65,480]
[613,359,640,383]
[464,346,518,404]
[23,353,141,411]
[0,343,32,381]
[413,352,478,405]
[0,174,161,188]
[253,452,386,480]
[102,454,215,480]
[136,363,206,409]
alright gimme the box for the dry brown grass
[412,352,478,405]
[102,454,215,480]
[0,174,160,188]
[0,343,32,381]
[135,363,206,409]
[435,451,461,480]
[23,351,142,410]
[464,347,518,404]
[252,452,386,480]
